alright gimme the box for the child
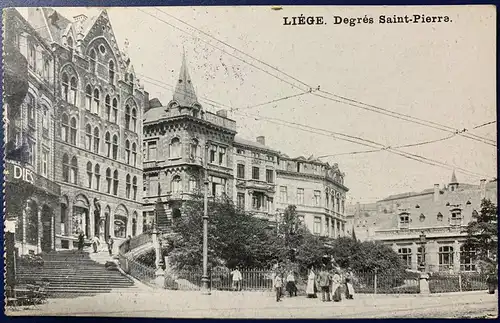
[274,273,283,302]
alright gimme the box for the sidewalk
[7,287,498,318]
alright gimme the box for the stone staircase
[16,250,137,298]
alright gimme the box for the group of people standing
[306,265,355,302]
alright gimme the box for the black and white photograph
[2,5,498,318]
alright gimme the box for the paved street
[7,289,498,318]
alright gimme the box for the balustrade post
[152,226,165,288]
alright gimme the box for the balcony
[236,179,275,193]
[143,160,162,169]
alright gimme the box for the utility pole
[201,142,211,295]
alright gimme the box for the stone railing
[118,232,153,255]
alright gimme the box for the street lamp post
[201,142,211,295]
[419,231,427,272]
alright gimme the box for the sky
[18,5,497,203]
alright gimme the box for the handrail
[118,232,153,255]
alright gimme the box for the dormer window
[419,214,425,222]
[450,209,462,226]
[399,213,410,229]
[466,200,471,206]
[415,204,420,209]
[437,212,443,221]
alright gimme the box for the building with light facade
[25,7,146,249]
[346,172,498,273]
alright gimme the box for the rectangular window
[28,139,35,165]
[218,147,226,166]
[147,141,157,161]
[237,164,245,179]
[266,169,274,183]
[252,167,259,180]
[280,186,287,203]
[42,149,48,177]
[237,193,245,209]
[460,247,476,272]
[297,188,304,205]
[314,190,321,206]
[313,217,322,235]
[267,155,274,162]
[237,149,245,155]
[149,174,159,196]
[450,210,462,226]
[398,248,412,269]
[210,145,217,163]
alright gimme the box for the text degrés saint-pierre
[283,14,452,27]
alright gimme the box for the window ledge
[169,157,182,161]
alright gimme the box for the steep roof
[233,136,279,153]
[172,51,199,108]
[450,170,458,184]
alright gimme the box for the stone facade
[26,8,146,248]
[346,172,498,273]
[4,8,61,256]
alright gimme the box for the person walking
[306,267,317,298]
[231,267,243,291]
[274,272,283,302]
[317,265,331,302]
[91,235,101,253]
[77,232,85,251]
[345,268,355,299]
[286,270,297,297]
[125,235,132,253]
[106,235,114,256]
[331,269,342,302]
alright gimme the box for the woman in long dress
[345,269,355,299]
[331,270,342,302]
[306,268,317,298]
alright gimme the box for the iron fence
[118,254,156,287]
[349,271,420,294]
[428,272,488,293]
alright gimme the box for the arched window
[94,164,100,191]
[70,77,77,105]
[85,85,92,111]
[89,49,96,72]
[70,117,77,145]
[170,138,181,158]
[190,138,199,160]
[125,140,131,164]
[132,176,138,200]
[67,36,74,49]
[113,170,119,196]
[62,73,69,101]
[129,73,134,84]
[93,89,100,115]
[85,124,92,150]
[112,98,118,123]
[105,132,111,157]
[70,156,78,184]
[43,59,50,80]
[112,134,118,160]
[126,174,131,199]
[171,175,181,194]
[125,105,131,130]
[131,108,137,132]
[27,93,35,124]
[105,95,111,121]
[62,154,69,182]
[438,246,454,271]
[61,114,69,142]
[93,127,100,154]
[108,60,115,84]
[106,168,112,194]
[86,161,93,188]
[132,142,137,167]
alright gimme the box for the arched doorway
[26,199,38,246]
[41,205,52,252]
[114,204,128,239]
[73,194,90,238]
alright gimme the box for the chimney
[73,14,88,23]
[480,179,487,200]
[434,184,440,202]
[256,136,265,145]
[216,109,227,118]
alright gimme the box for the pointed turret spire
[172,50,199,108]
[450,170,458,184]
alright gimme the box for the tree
[165,194,275,271]
[463,198,498,272]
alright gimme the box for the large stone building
[142,54,237,230]
[26,8,146,249]
[4,8,61,255]
[347,172,498,273]
[142,56,349,236]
